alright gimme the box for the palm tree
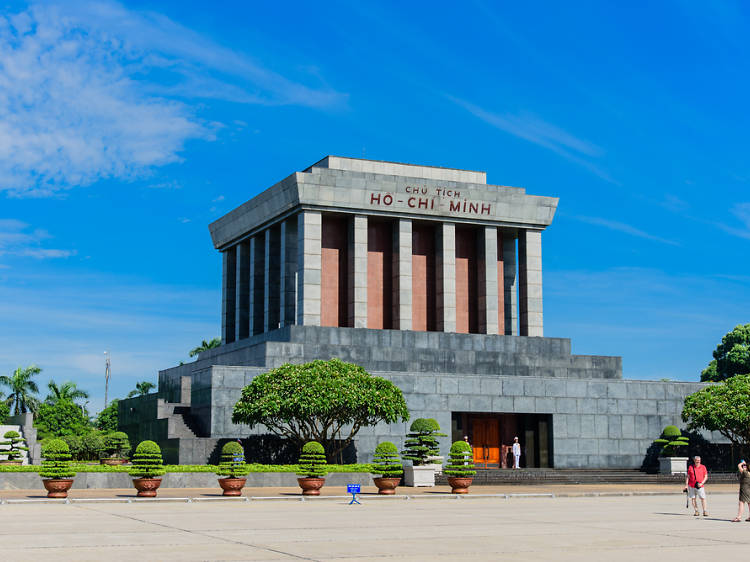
[127,381,156,398]
[45,380,90,406]
[0,365,41,415]
[189,337,221,357]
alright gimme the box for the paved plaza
[3,489,750,560]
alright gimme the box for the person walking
[732,460,750,522]
[512,436,521,469]
[685,455,708,517]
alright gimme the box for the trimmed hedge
[129,440,166,478]
[216,442,250,478]
[0,463,375,473]
[371,441,403,477]
[40,438,76,479]
[297,441,328,478]
[444,440,476,477]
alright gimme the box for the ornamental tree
[701,324,750,382]
[0,430,29,462]
[231,359,409,461]
[444,440,476,477]
[216,441,250,478]
[682,374,750,459]
[402,418,446,466]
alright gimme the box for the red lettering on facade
[370,193,381,205]
[407,197,416,208]
[383,194,393,206]
[449,200,461,212]
[481,203,491,215]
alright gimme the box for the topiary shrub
[371,441,403,477]
[128,440,166,479]
[444,440,476,477]
[40,438,76,479]
[297,441,328,478]
[402,418,446,466]
[0,430,29,463]
[654,425,689,457]
[103,432,131,459]
[216,441,250,478]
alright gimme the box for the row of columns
[222,211,544,343]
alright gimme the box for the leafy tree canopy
[232,359,409,461]
[127,381,156,398]
[189,338,221,358]
[701,324,750,382]
[35,399,91,438]
[0,365,41,415]
[682,374,750,458]
[46,380,89,406]
[96,399,119,432]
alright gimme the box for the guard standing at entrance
[512,436,521,469]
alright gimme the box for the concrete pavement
[1,489,750,560]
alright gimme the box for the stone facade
[119,157,719,468]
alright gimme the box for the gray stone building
[120,156,710,468]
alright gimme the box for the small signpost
[347,484,361,505]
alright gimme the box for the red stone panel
[321,216,349,327]
[412,223,437,331]
[455,227,478,334]
[367,220,393,329]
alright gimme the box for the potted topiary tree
[444,440,476,494]
[216,441,250,496]
[129,440,166,497]
[101,432,131,465]
[402,418,446,487]
[371,441,403,495]
[296,441,328,495]
[0,430,29,465]
[654,425,690,475]
[40,438,76,498]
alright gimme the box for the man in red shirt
[685,455,709,516]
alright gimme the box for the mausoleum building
[120,157,709,468]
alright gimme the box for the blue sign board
[347,484,361,494]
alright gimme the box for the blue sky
[1,1,748,414]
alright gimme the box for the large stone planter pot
[403,465,435,487]
[297,477,325,496]
[132,477,162,497]
[447,477,473,494]
[218,477,247,496]
[373,477,401,495]
[42,478,74,498]
[100,458,129,466]
[659,457,689,475]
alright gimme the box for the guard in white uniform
[512,436,521,469]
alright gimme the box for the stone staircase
[436,468,739,485]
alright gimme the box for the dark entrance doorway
[451,412,554,469]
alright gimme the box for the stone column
[392,219,412,330]
[296,210,322,326]
[279,219,298,327]
[235,242,250,340]
[248,236,265,336]
[478,226,499,335]
[436,222,456,333]
[348,214,368,328]
[221,249,237,343]
[502,232,518,336]
[264,227,281,332]
[519,229,543,337]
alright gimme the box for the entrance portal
[451,412,553,469]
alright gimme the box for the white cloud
[0,1,346,197]
[0,219,75,259]
[447,95,617,184]
[573,215,680,246]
